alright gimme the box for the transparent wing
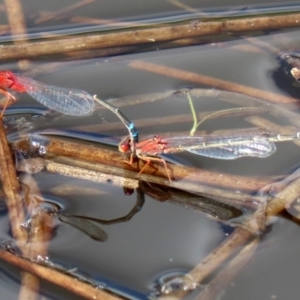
[159,135,276,159]
[186,136,277,159]
[16,75,95,116]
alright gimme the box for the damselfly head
[0,70,14,88]
[118,136,131,153]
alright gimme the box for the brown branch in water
[0,120,28,247]
[50,156,265,206]
[21,175,53,258]
[1,12,300,59]
[0,120,38,299]
[12,136,279,192]
[184,219,260,288]
[128,60,298,104]
[45,160,139,189]
[195,238,259,300]
[63,46,140,60]
[18,273,41,300]
[158,227,255,300]
[266,173,300,217]
[245,115,300,146]
[17,175,54,300]
[0,249,124,300]
[2,0,38,295]
[166,169,300,299]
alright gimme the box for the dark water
[1,1,300,300]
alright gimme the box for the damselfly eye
[123,187,134,195]
[119,143,130,153]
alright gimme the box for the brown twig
[266,172,300,217]
[195,238,259,300]
[245,115,300,146]
[49,156,265,207]
[158,227,255,299]
[17,174,54,299]
[163,167,300,298]
[0,249,124,300]
[21,175,53,258]
[0,120,27,247]
[0,119,38,299]
[1,12,300,59]
[12,136,279,192]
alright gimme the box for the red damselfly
[0,71,138,146]
[119,132,299,181]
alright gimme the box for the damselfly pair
[0,71,293,181]
[117,91,300,181]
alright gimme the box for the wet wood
[13,135,280,192]
[0,120,28,247]
[0,249,124,300]
[1,12,300,59]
